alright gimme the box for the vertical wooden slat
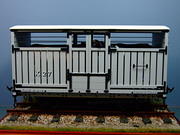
[12,51,16,82]
[54,51,60,84]
[29,51,34,84]
[137,52,143,85]
[61,52,66,84]
[163,53,168,84]
[111,52,117,85]
[22,51,28,84]
[59,51,61,84]
[142,52,145,85]
[157,53,163,85]
[155,53,158,85]
[11,32,16,82]
[80,51,85,73]
[149,52,152,85]
[123,53,125,85]
[99,52,104,73]
[21,51,23,83]
[131,52,136,85]
[105,34,110,72]
[161,53,165,84]
[40,51,42,84]
[68,34,72,76]
[35,51,41,84]
[72,51,78,72]
[16,51,22,83]
[34,52,36,84]
[41,51,47,84]
[129,52,132,85]
[124,52,130,85]
[118,52,124,85]
[136,52,138,85]
[92,51,98,73]
[116,52,119,85]
[47,51,53,84]
[150,52,156,85]
[78,51,80,72]
[144,52,150,85]
[52,51,55,84]
[86,35,91,73]
[27,51,30,84]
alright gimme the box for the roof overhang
[10,25,170,33]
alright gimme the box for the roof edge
[10,25,170,32]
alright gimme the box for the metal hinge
[15,84,23,88]
[12,45,20,53]
[66,69,70,80]
[107,69,111,81]
[159,46,167,54]
[157,86,164,90]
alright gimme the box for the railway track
[1,100,179,130]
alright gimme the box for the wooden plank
[124,52,131,85]
[28,51,35,84]
[12,51,16,81]
[35,51,41,84]
[22,51,28,84]
[117,52,124,85]
[47,51,53,84]
[157,53,163,85]
[92,51,98,73]
[144,52,150,85]
[86,35,91,73]
[80,51,85,73]
[72,51,78,73]
[60,52,66,84]
[16,51,22,83]
[150,52,156,85]
[111,52,117,86]
[99,51,105,73]
[163,53,168,83]
[41,51,47,84]
[137,52,143,85]
[131,52,137,85]
[54,51,60,84]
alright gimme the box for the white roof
[10,25,170,32]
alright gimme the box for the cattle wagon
[9,25,171,103]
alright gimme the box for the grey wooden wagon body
[10,25,170,98]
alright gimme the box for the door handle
[133,64,148,69]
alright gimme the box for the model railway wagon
[9,25,172,100]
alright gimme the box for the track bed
[0,98,179,130]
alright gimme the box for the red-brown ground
[0,130,179,135]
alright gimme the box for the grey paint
[0,0,180,106]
